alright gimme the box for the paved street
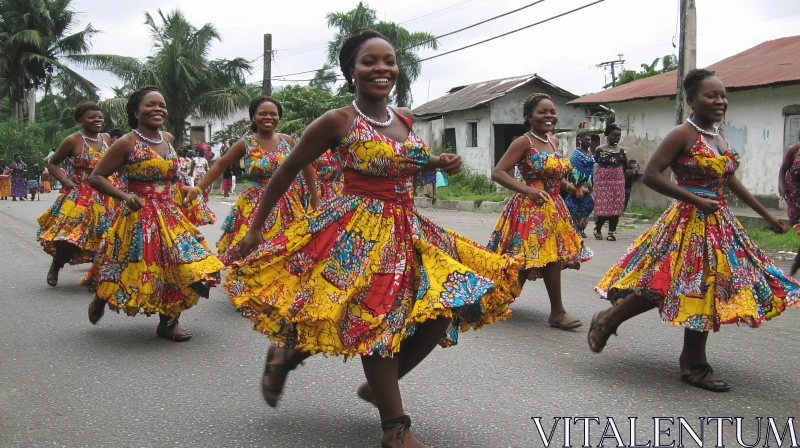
[1,192,798,448]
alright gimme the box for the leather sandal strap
[381,415,411,431]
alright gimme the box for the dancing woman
[563,133,595,237]
[488,93,592,331]
[593,124,627,241]
[183,96,318,262]
[37,101,117,286]
[228,29,522,448]
[589,69,799,391]
[82,86,224,342]
[778,129,800,274]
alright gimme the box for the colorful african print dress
[36,140,117,264]
[10,162,26,197]
[488,138,593,279]
[312,149,344,202]
[784,155,800,226]
[593,149,627,217]
[563,148,595,232]
[174,158,215,227]
[595,134,800,331]
[226,114,523,357]
[217,136,307,264]
[81,141,224,317]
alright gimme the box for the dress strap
[391,108,413,128]
[523,133,537,152]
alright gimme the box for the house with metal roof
[568,35,800,209]
[412,74,600,178]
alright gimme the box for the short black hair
[522,93,551,127]
[338,28,394,93]
[108,128,124,138]
[248,96,283,133]
[683,68,717,100]
[127,86,162,129]
[74,100,101,122]
[604,123,622,136]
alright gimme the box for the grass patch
[625,204,667,220]
[422,171,512,203]
[745,226,799,251]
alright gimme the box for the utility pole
[596,54,625,87]
[675,0,697,125]
[262,34,272,96]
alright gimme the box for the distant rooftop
[568,35,800,105]
[413,74,578,117]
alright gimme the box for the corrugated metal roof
[568,35,800,105]
[413,74,578,117]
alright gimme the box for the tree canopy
[606,55,678,88]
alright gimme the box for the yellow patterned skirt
[488,191,592,279]
[226,193,523,358]
[82,181,224,317]
[36,183,116,264]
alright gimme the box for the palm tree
[0,0,100,124]
[325,2,438,107]
[73,10,253,147]
[309,63,339,93]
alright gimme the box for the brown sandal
[156,315,192,342]
[680,363,732,392]
[47,259,61,287]
[261,345,305,407]
[587,310,618,353]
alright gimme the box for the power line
[405,0,547,51]
[418,0,607,63]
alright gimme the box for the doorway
[493,124,528,167]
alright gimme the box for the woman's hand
[692,196,721,214]
[765,215,787,234]
[437,153,462,174]
[123,193,145,212]
[63,179,77,190]
[235,229,264,260]
[575,187,585,199]
[181,185,198,207]
[525,187,550,207]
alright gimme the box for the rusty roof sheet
[568,35,800,105]
[413,74,578,117]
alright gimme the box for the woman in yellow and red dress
[589,69,799,392]
[82,86,224,342]
[488,93,592,331]
[227,30,522,448]
[37,101,118,287]
[183,96,318,265]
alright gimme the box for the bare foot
[548,311,582,330]
[679,356,731,392]
[156,322,192,342]
[587,310,617,353]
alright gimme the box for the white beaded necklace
[80,133,100,143]
[529,131,549,143]
[352,100,393,128]
[133,129,164,145]
[686,117,720,137]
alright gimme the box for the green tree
[272,84,354,137]
[72,9,253,147]
[0,0,100,124]
[309,63,340,93]
[605,54,678,89]
[325,2,439,107]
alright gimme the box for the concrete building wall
[612,84,800,209]
[188,108,250,157]
[442,107,493,177]
[412,118,445,155]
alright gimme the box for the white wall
[612,84,800,208]
[412,118,444,155]
[188,108,250,156]
[442,107,493,177]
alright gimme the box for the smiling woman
[36,100,119,287]
[80,86,224,343]
[223,28,523,448]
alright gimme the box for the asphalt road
[1,192,798,448]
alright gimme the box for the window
[467,122,478,147]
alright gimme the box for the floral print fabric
[226,114,522,357]
[81,142,224,317]
[784,155,800,225]
[488,143,592,279]
[36,140,117,264]
[563,148,595,232]
[312,149,344,202]
[595,134,800,331]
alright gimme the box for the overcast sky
[69,0,799,108]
